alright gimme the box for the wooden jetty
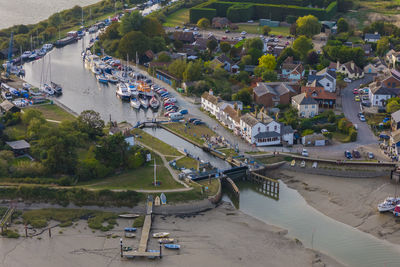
[123,196,162,259]
[248,171,279,200]
[221,176,240,198]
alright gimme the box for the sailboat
[48,54,62,95]
[150,96,160,109]
[130,97,141,109]
[40,57,55,95]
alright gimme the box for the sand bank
[0,203,342,267]
[272,169,400,246]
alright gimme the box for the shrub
[1,229,20,238]
[349,128,357,142]
[10,161,47,178]
[133,215,145,227]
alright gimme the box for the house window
[327,83,330,87]
[393,83,396,88]
[258,127,261,132]
[342,67,345,71]
[267,126,269,131]
[312,105,315,109]
[305,105,308,109]
[274,125,277,131]
[388,82,391,86]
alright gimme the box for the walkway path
[137,140,190,188]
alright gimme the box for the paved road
[341,74,376,145]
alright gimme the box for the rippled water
[0,0,99,29]
[223,181,400,267]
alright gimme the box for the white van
[169,112,184,121]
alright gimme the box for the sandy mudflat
[273,169,400,246]
[0,203,342,267]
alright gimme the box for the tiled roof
[392,110,400,123]
[201,91,219,105]
[292,93,318,105]
[341,61,363,75]
[223,105,240,123]
[301,86,337,100]
[254,131,280,139]
[240,113,260,127]
[370,82,399,95]
[253,82,296,97]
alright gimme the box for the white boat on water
[118,213,140,219]
[140,97,149,108]
[149,96,160,109]
[130,97,141,109]
[107,74,118,84]
[21,51,32,60]
[41,84,55,95]
[116,83,131,100]
[377,197,400,212]
[91,66,101,75]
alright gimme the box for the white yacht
[377,197,400,212]
[140,97,149,108]
[116,83,131,101]
[130,97,141,109]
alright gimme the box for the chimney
[336,61,340,70]
[237,108,241,117]
[351,61,354,70]
[261,112,264,123]
[209,89,214,95]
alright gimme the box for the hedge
[226,0,310,7]
[227,4,254,22]
[189,0,337,23]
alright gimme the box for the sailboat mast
[154,157,156,187]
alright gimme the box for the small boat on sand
[152,232,169,238]
[125,232,136,238]
[124,227,137,232]
[160,193,167,205]
[123,246,132,251]
[158,238,174,244]
[154,196,160,206]
[164,244,180,250]
[290,160,295,167]
[119,213,140,219]
[378,197,400,212]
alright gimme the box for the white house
[307,68,336,92]
[239,113,294,146]
[220,105,241,134]
[368,81,399,107]
[201,89,220,116]
[386,49,400,69]
[292,93,319,118]
[336,61,364,80]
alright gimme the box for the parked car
[241,31,247,35]
[188,118,198,123]
[344,150,352,159]
[352,150,361,158]
[354,95,361,102]
[225,29,230,33]
[353,88,359,94]
[301,149,309,157]
[344,78,352,83]
[368,152,374,159]
[193,120,205,125]
[361,101,371,107]
[321,129,328,133]
[359,115,366,122]
[175,26,180,29]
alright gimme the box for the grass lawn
[163,122,216,145]
[162,187,205,203]
[163,8,189,27]
[332,131,350,143]
[25,104,76,122]
[216,148,238,158]
[257,155,291,164]
[4,124,27,140]
[365,113,389,125]
[132,128,181,156]
[80,154,183,190]
[234,24,290,36]
[198,179,220,196]
[176,156,199,170]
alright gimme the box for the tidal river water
[22,26,400,267]
[0,0,99,29]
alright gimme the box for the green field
[25,104,76,122]
[163,8,190,27]
[132,128,181,156]
[235,24,290,36]
[80,154,183,190]
[163,123,216,145]
[176,156,199,170]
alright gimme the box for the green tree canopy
[207,39,218,52]
[168,59,187,80]
[183,60,203,81]
[258,54,277,70]
[232,87,253,106]
[296,15,321,38]
[262,26,271,35]
[141,17,164,37]
[337,18,349,33]
[244,38,264,51]
[119,11,144,36]
[220,42,231,54]
[377,37,390,56]
[197,18,210,29]
[293,35,313,60]
[118,31,149,59]
[76,110,105,140]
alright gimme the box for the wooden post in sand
[48,228,51,238]
[120,238,123,257]
[159,243,162,258]
[25,225,27,238]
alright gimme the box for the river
[21,22,400,267]
[0,0,99,30]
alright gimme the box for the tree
[168,59,187,79]
[100,22,120,40]
[173,40,183,50]
[95,133,129,169]
[261,69,278,82]
[263,26,271,36]
[296,15,321,38]
[306,50,319,65]
[387,100,400,113]
[207,39,218,53]
[277,47,300,67]
[183,60,203,81]
[220,42,231,54]
[49,12,62,27]
[118,11,144,36]
[150,36,166,53]
[244,38,264,51]
[290,22,297,36]
[258,54,277,70]
[77,110,105,140]
[197,18,210,29]
[247,48,262,65]
[377,37,390,56]
[156,52,171,62]
[21,109,45,126]
[337,18,349,34]
[293,35,313,60]
[232,87,252,105]
[118,31,149,59]
[140,17,164,37]
[241,55,252,66]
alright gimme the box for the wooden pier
[123,196,162,259]
[248,172,279,200]
[221,176,240,198]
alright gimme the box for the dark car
[352,150,361,158]
[193,120,205,125]
[225,29,230,33]
[188,118,198,123]
[344,150,352,159]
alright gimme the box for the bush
[1,229,20,238]
[10,161,47,178]
[133,215,145,227]
[227,4,254,23]
[349,128,357,142]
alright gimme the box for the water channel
[22,29,400,267]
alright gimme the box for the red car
[353,89,359,94]
[278,35,283,38]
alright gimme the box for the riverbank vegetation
[25,104,76,122]
[163,122,215,145]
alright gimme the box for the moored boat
[119,213,140,219]
[130,97,141,109]
[140,97,149,109]
[160,193,167,205]
[164,244,180,250]
[378,197,400,212]
[393,204,400,216]
[150,96,160,109]
[158,238,174,244]
[125,232,136,238]
[51,82,62,95]
[124,227,137,232]
[116,83,131,101]
[41,84,55,95]
[96,74,109,84]
[152,232,169,238]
